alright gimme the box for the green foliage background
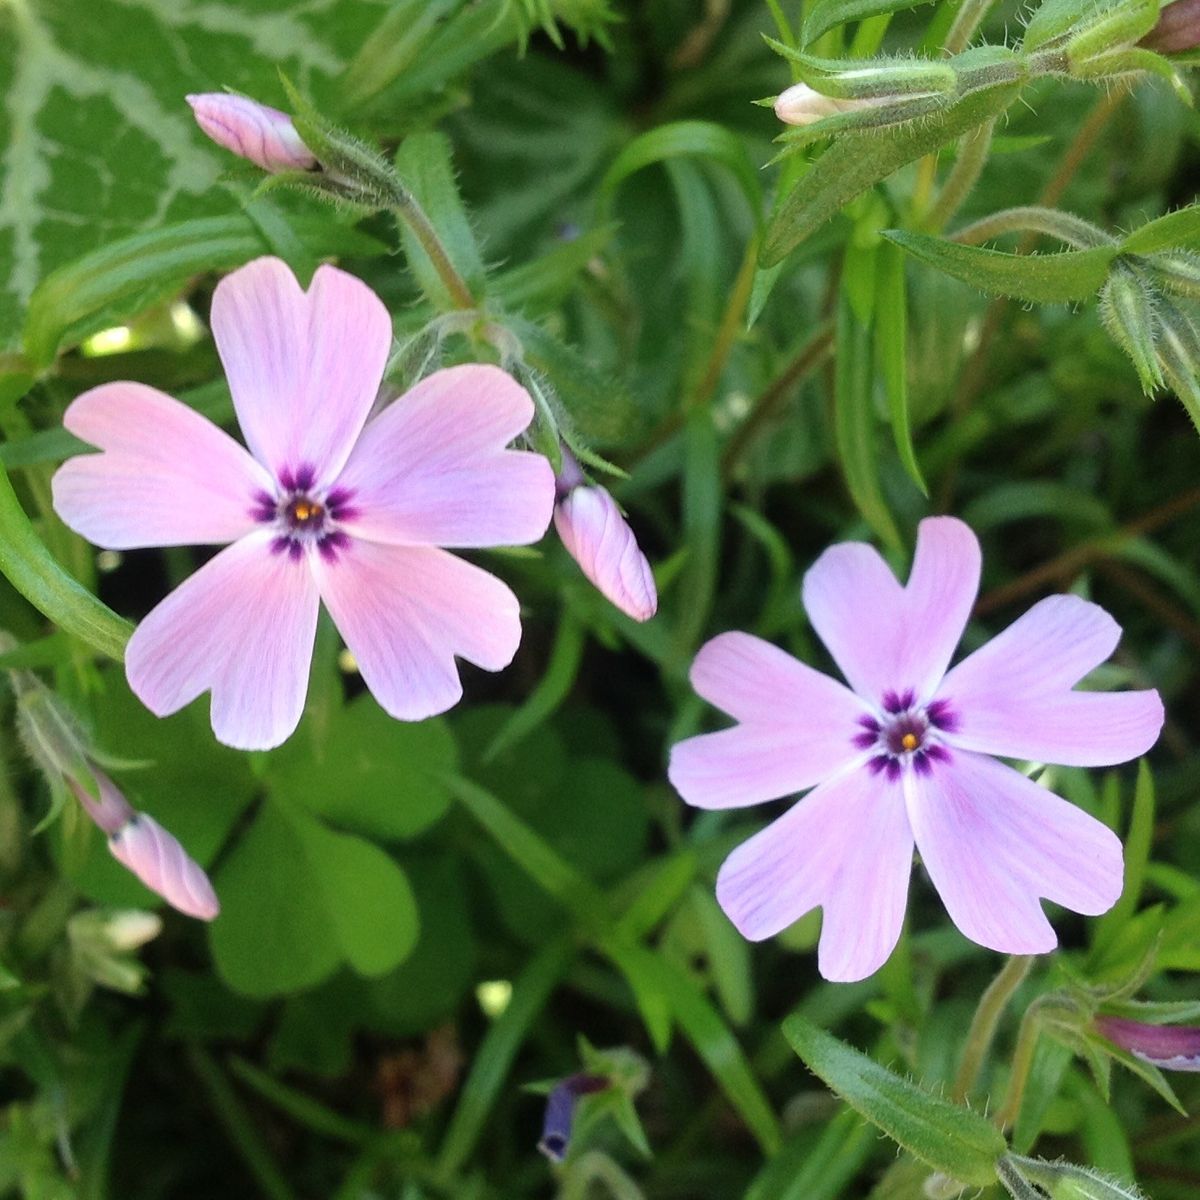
[3,0,1200,1197]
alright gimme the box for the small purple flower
[554,450,656,622]
[52,258,556,750]
[668,517,1164,982]
[68,769,219,921]
[187,93,316,173]
[1096,1016,1200,1072]
[537,1073,610,1162]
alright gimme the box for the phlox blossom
[668,517,1164,982]
[53,257,556,750]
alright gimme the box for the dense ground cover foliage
[3,0,1200,1196]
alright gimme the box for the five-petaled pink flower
[668,517,1164,982]
[53,257,556,751]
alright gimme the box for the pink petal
[109,812,220,921]
[668,632,871,808]
[554,487,657,621]
[716,766,914,981]
[333,365,555,548]
[125,531,320,750]
[802,517,980,704]
[210,258,392,486]
[936,595,1164,766]
[312,539,521,721]
[187,93,316,173]
[52,383,273,549]
[906,750,1124,955]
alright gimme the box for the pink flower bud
[1141,0,1200,53]
[186,93,316,173]
[1096,1015,1200,1071]
[109,813,220,922]
[774,83,872,126]
[67,767,134,836]
[554,485,657,622]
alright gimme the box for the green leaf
[875,239,927,495]
[0,0,389,352]
[782,1013,1007,1187]
[435,937,575,1177]
[267,696,457,841]
[835,278,903,552]
[491,225,616,314]
[1119,204,1200,255]
[210,800,419,997]
[393,130,487,309]
[802,0,938,44]
[598,120,763,230]
[761,82,1022,265]
[883,230,1118,303]
[0,462,131,661]
[1092,762,1155,956]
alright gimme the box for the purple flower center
[251,463,358,563]
[853,689,958,781]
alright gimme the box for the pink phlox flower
[68,768,219,921]
[553,450,657,622]
[668,517,1164,983]
[53,257,556,750]
[187,93,316,173]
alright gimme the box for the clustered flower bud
[187,93,316,173]
[553,449,657,623]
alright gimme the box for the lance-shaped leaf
[783,1013,1007,1187]
[1119,204,1200,255]
[802,0,938,45]
[883,230,1119,303]
[761,81,1021,264]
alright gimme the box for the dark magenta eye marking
[252,463,357,563]
[854,693,958,781]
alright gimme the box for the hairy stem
[943,0,998,55]
[924,119,996,233]
[952,955,1034,1101]
[994,1000,1045,1131]
[391,188,477,310]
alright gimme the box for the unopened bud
[1099,266,1163,394]
[774,83,880,126]
[1151,251,1200,300]
[102,910,164,952]
[15,685,92,789]
[1141,0,1200,53]
[555,455,657,622]
[1096,1014,1200,1070]
[538,1073,609,1162]
[187,93,317,173]
[109,813,220,922]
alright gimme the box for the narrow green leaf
[394,131,488,308]
[835,281,903,552]
[875,240,927,495]
[0,464,131,661]
[746,1109,874,1200]
[608,940,781,1154]
[1119,204,1200,255]
[23,214,384,368]
[598,121,763,230]
[491,226,616,313]
[762,82,1022,264]
[782,1012,1007,1187]
[436,937,575,1177]
[1092,762,1155,956]
[883,230,1118,303]
[803,0,937,43]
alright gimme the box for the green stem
[943,0,998,55]
[951,206,1112,249]
[923,119,995,233]
[188,1046,298,1200]
[952,955,1034,1101]
[390,188,477,311]
[994,998,1045,1131]
[0,462,130,661]
[561,1151,647,1200]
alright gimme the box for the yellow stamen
[901,733,918,751]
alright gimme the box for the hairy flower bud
[1098,266,1163,395]
[774,83,879,126]
[555,453,657,622]
[187,93,317,173]
[109,812,220,922]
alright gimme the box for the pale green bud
[1098,265,1163,394]
[1003,1155,1147,1200]
[1151,251,1200,300]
